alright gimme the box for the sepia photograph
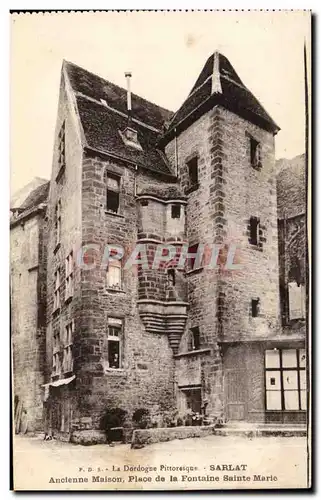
[10,9,311,491]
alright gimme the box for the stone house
[11,52,307,441]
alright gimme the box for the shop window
[265,348,306,411]
[107,318,123,369]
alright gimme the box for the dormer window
[119,126,143,151]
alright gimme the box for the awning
[42,375,75,388]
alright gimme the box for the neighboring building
[11,52,307,441]
[10,181,49,433]
[275,154,307,423]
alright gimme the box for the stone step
[215,425,307,437]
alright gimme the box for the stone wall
[76,155,178,429]
[11,210,47,431]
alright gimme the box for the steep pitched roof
[163,52,280,140]
[64,61,175,177]
[276,154,306,218]
[20,181,49,210]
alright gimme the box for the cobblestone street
[13,434,309,491]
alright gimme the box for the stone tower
[161,52,283,423]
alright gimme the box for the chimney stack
[125,72,132,125]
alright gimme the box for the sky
[10,10,311,195]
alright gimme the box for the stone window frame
[106,171,121,215]
[171,203,181,219]
[106,257,123,292]
[185,153,200,195]
[251,297,261,318]
[65,251,74,302]
[246,132,262,170]
[52,326,62,377]
[62,320,74,375]
[56,120,66,182]
[188,326,201,351]
[54,199,62,249]
[265,348,306,412]
[106,317,124,370]
[53,268,61,312]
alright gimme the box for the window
[106,173,120,213]
[65,252,73,300]
[107,318,123,369]
[168,268,176,286]
[171,204,181,219]
[250,136,262,169]
[289,282,306,320]
[251,298,260,317]
[265,348,306,411]
[188,327,201,351]
[52,329,61,376]
[107,258,122,290]
[56,121,66,180]
[54,269,61,311]
[55,200,61,246]
[187,243,201,271]
[249,216,260,246]
[63,321,74,374]
[187,157,198,189]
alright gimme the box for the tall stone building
[11,52,307,441]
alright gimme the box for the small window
[188,327,201,351]
[65,251,73,300]
[168,268,176,286]
[56,121,66,180]
[55,200,61,246]
[107,318,123,369]
[187,157,198,188]
[251,298,260,317]
[63,321,74,374]
[187,243,200,271]
[52,329,61,376]
[106,174,120,213]
[107,259,122,290]
[249,216,260,246]
[171,204,181,219]
[250,137,262,169]
[54,269,61,311]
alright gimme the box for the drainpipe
[134,164,138,196]
[125,72,132,127]
[174,128,178,177]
